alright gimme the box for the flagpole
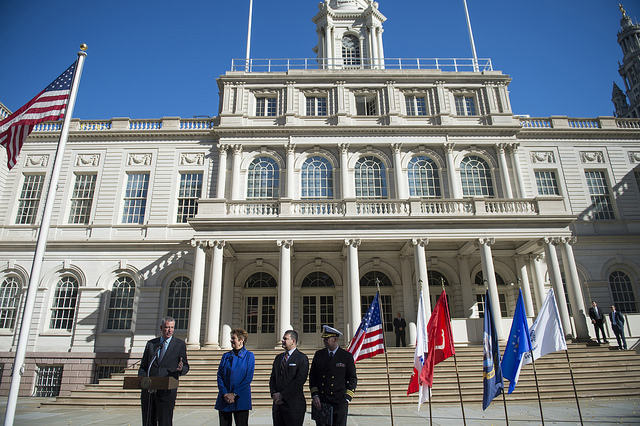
[529,350,545,426]
[462,0,479,72]
[3,46,87,426]
[375,283,394,426]
[565,349,584,425]
[443,282,466,426]
[501,391,510,425]
[245,0,254,71]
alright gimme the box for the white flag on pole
[523,288,567,365]
[407,287,429,408]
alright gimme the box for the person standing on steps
[609,304,627,350]
[588,301,608,344]
[393,312,407,347]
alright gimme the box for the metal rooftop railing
[230,58,493,73]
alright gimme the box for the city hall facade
[1,0,639,396]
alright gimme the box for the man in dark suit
[138,316,189,426]
[588,301,609,344]
[393,312,407,347]
[269,330,309,426]
[309,325,357,426]
[609,305,628,350]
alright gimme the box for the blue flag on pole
[482,290,504,409]
[501,289,531,394]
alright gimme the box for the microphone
[147,343,162,377]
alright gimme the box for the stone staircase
[44,342,640,408]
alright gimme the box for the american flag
[0,62,77,170]
[347,291,385,362]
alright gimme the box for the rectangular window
[68,174,97,224]
[122,173,149,224]
[176,173,203,223]
[476,293,508,318]
[16,174,45,224]
[256,97,277,117]
[455,95,477,116]
[535,171,560,196]
[246,297,258,334]
[355,95,377,116]
[585,171,615,220]
[33,366,63,397]
[405,95,427,116]
[306,96,328,116]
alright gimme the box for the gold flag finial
[80,43,88,51]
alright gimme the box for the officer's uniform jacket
[309,347,357,405]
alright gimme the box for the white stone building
[1,0,639,397]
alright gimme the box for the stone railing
[197,197,564,219]
[520,116,640,130]
[32,117,215,132]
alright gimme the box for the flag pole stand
[529,349,545,426]
[375,282,394,426]
[501,391,509,426]
[565,349,584,425]
[452,353,467,425]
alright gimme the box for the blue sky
[0,0,636,120]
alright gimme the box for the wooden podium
[123,376,179,391]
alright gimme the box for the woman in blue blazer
[215,328,255,426]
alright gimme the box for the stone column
[412,239,431,315]
[370,26,378,68]
[478,238,504,339]
[445,143,462,199]
[220,256,235,350]
[377,27,385,69]
[325,25,332,68]
[509,143,526,198]
[531,254,547,310]
[496,143,514,199]
[559,237,590,340]
[392,143,407,199]
[204,241,225,348]
[231,144,243,200]
[339,144,351,198]
[515,255,535,317]
[277,240,293,342]
[345,239,362,336]
[216,145,228,199]
[286,143,296,199]
[542,238,572,338]
[400,253,416,346]
[187,240,207,349]
[457,255,474,318]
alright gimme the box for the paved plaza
[2,397,639,425]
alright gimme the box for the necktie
[159,340,168,361]
[329,351,334,359]
[281,351,289,370]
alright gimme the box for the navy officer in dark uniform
[309,325,357,426]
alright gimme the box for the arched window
[301,272,335,288]
[301,157,334,199]
[474,271,506,286]
[355,156,388,199]
[245,272,277,288]
[107,277,136,330]
[167,276,191,330]
[342,34,361,66]
[50,276,79,330]
[0,277,20,329]
[408,156,441,197]
[427,271,449,287]
[609,271,637,313]
[460,155,494,197]
[360,271,392,287]
[247,157,279,199]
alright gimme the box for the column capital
[495,142,509,153]
[477,237,495,247]
[411,238,429,248]
[391,143,402,154]
[190,238,211,248]
[338,143,350,154]
[285,143,296,154]
[211,240,226,250]
[344,238,361,248]
[541,236,561,246]
[443,142,455,153]
[233,144,243,155]
[277,240,294,249]
[218,144,229,154]
[508,142,521,153]
[559,236,577,245]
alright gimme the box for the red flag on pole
[419,290,455,388]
